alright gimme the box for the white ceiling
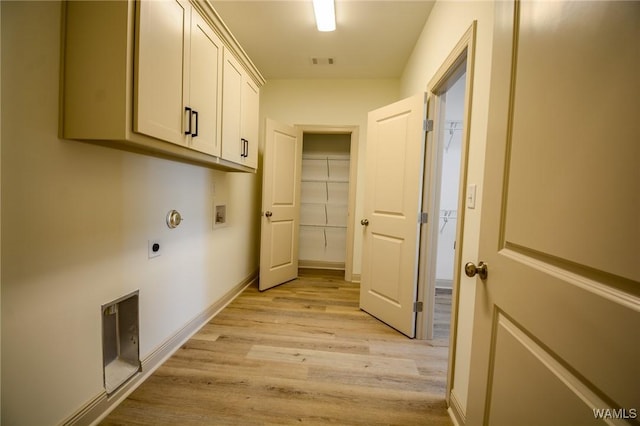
[210,0,435,80]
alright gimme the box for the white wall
[260,79,400,276]
[399,0,495,416]
[1,2,260,424]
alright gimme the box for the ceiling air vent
[310,57,335,65]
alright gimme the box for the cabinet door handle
[184,106,192,135]
[241,138,248,157]
[192,110,198,137]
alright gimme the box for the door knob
[465,261,488,280]
[265,211,273,218]
[360,218,369,226]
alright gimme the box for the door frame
[415,19,477,411]
[296,125,359,282]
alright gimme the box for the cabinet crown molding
[194,0,266,87]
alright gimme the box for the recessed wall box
[102,291,141,394]
[214,204,227,228]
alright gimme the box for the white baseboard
[61,271,257,426]
[448,407,461,426]
[298,260,345,270]
[351,273,361,283]
[448,389,466,426]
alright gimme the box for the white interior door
[359,93,427,337]
[259,119,302,291]
[466,1,640,424]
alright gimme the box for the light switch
[467,184,477,209]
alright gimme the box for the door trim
[415,21,477,422]
[296,125,359,283]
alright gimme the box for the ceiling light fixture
[312,0,336,32]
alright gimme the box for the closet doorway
[420,66,468,341]
[417,23,476,345]
[431,71,466,339]
[298,127,358,281]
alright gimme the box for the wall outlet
[148,239,161,258]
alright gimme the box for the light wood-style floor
[101,270,452,425]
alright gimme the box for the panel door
[259,119,302,291]
[134,0,189,145]
[241,77,260,169]
[466,2,640,424]
[187,10,223,156]
[221,49,243,164]
[359,93,427,337]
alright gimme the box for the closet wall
[299,133,351,270]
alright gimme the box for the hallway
[102,271,452,425]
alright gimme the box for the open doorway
[297,127,359,281]
[419,61,470,342]
[431,72,466,340]
[414,22,477,421]
[259,122,358,290]
[416,24,476,359]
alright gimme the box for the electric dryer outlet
[148,239,162,258]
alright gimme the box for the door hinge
[419,212,428,224]
[413,301,423,312]
[423,119,434,132]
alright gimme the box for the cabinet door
[188,10,223,156]
[241,77,260,169]
[135,0,189,146]
[221,49,243,164]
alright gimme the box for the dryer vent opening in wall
[102,291,141,394]
[311,57,335,65]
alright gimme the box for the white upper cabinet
[221,49,243,164]
[135,0,191,146]
[241,76,260,169]
[61,0,264,171]
[221,49,260,169]
[186,8,224,156]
